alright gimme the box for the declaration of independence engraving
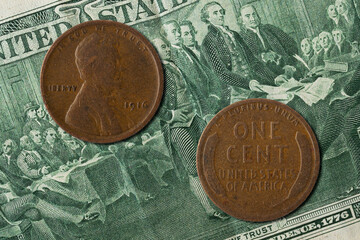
[1,0,360,239]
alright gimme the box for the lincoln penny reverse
[41,20,163,143]
[197,99,320,222]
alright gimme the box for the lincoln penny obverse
[197,99,320,222]
[41,20,163,143]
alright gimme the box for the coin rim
[40,20,164,143]
[196,98,321,222]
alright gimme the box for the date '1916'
[124,101,149,111]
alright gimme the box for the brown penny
[41,20,163,143]
[197,99,320,222]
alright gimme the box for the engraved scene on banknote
[1,0,360,239]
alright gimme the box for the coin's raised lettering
[48,85,77,92]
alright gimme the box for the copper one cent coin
[197,99,320,222]
[41,20,163,143]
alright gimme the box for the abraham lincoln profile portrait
[65,32,134,136]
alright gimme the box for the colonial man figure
[180,20,201,58]
[0,139,18,174]
[17,135,50,180]
[324,4,342,32]
[42,128,77,164]
[29,129,63,171]
[238,4,298,75]
[298,38,314,75]
[0,139,31,194]
[309,36,324,69]
[57,127,85,158]
[153,37,229,220]
[331,28,352,58]
[200,2,276,104]
[319,31,334,61]
[22,102,51,136]
[160,20,220,114]
[336,0,360,43]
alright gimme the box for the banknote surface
[0,0,360,239]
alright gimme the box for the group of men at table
[152,0,360,219]
[0,97,177,237]
[0,102,106,238]
[0,102,171,228]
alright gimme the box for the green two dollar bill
[0,0,360,239]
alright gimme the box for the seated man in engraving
[0,177,99,232]
[300,38,314,64]
[0,139,18,173]
[65,32,134,136]
[153,37,229,220]
[0,171,99,234]
[15,137,102,230]
[0,139,31,194]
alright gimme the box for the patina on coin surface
[41,20,163,143]
[197,99,320,222]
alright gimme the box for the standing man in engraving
[180,20,201,59]
[330,28,352,58]
[238,4,298,74]
[153,37,229,220]
[324,4,342,32]
[335,0,360,43]
[180,20,224,112]
[160,20,221,114]
[201,2,276,105]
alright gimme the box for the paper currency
[0,0,360,239]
